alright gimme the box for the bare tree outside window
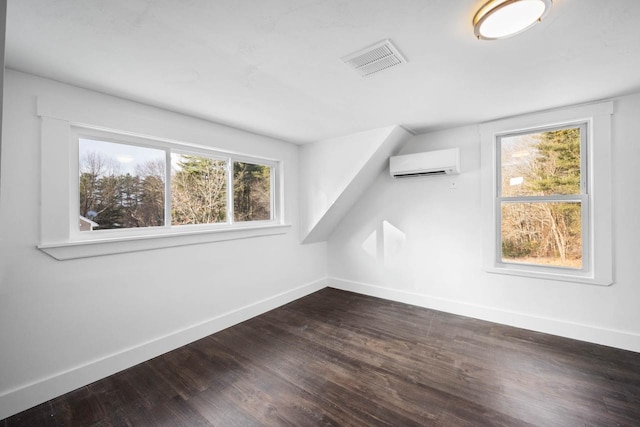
[171,154,227,225]
[79,139,166,230]
[499,126,584,269]
[79,138,277,232]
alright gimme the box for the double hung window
[497,124,587,270]
[480,101,613,285]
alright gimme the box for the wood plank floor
[3,288,640,426]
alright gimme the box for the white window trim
[480,101,613,286]
[38,99,289,261]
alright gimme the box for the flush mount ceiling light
[473,0,552,40]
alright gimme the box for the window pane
[79,138,166,231]
[171,154,227,225]
[233,162,271,222]
[501,127,581,197]
[501,202,582,269]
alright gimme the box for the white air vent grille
[342,39,406,78]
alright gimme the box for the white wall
[0,1,6,198]
[299,125,410,243]
[2,68,639,419]
[0,70,327,419]
[328,93,640,353]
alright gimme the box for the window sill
[486,266,612,286]
[38,224,291,260]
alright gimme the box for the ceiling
[6,0,640,144]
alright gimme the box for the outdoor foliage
[500,128,583,268]
[171,155,227,225]
[79,151,271,230]
[79,152,165,230]
[233,162,271,222]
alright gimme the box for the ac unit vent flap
[390,148,460,178]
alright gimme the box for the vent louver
[342,39,407,78]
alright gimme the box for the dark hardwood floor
[3,288,640,426]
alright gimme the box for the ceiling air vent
[342,39,407,78]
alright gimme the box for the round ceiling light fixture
[473,0,552,40]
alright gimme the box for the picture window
[78,136,276,233]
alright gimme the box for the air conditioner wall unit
[390,148,460,178]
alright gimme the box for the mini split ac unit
[390,148,460,178]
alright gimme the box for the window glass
[500,127,581,197]
[501,201,582,269]
[78,136,277,234]
[171,153,228,225]
[79,138,166,231]
[233,162,272,222]
[498,125,585,270]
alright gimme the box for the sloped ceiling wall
[300,125,411,243]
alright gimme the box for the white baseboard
[4,277,637,420]
[0,278,327,421]
[329,277,640,353]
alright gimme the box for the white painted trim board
[328,277,640,353]
[0,278,327,420]
[4,277,638,420]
